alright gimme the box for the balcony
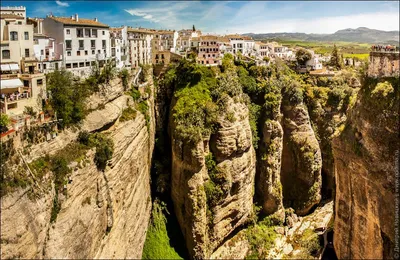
[91,45,96,49]
[79,46,84,50]
[22,56,38,62]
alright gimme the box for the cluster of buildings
[0,6,325,119]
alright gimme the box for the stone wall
[368,52,400,78]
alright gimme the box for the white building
[42,14,111,77]
[110,26,128,69]
[254,41,271,60]
[0,6,26,19]
[226,35,255,56]
[306,56,323,70]
[176,29,201,53]
[127,27,153,68]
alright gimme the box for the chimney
[94,17,98,22]
[75,13,78,21]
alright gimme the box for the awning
[1,79,23,90]
[0,64,11,71]
[10,64,19,71]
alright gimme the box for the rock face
[0,75,155,259]
[333,77,399,259]
[257,119,285,220]
[281,103,322,216]
[171,97,256,258]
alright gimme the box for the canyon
[1,55,398,259]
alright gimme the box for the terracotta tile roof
[1,13,24,19]
[49,16,109,28]
[200,35,219,40]
[127,28,154,34]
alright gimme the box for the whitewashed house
[42,14,111,77]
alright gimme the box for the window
[85,62,90,66]
[98,50,101,54]
[79,40,84,49]
[10,31,18,41]
[41,50,44,55]
[102,31,105,35]
[91,40,95,49]
[25,49,30,57]
[66,29,70,35]
[85,50,88,55]
[24,32,29,40]
[77,51,81,56]
[76,28,83,37]
[18,21,22,25]
[92,29,98,37]
[79,62,84,67]
[92,50,95,54]
[85,28,90,37]
[37,79,43,85]
[5,21,9,25]
[66,40,72,49]
[38,64,41,69]
[67,51,71,56]
[2,50,10,59]
[66,63,72,68]
[73,63,78,68]
[43,64,47,70]
[102,40,106,49]
[23,80,29,87]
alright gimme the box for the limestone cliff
[281,102,322,216]
[170,96,256,259]
[0,74,155,259]
[333,77,399,259]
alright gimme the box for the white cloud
[55,0,69,7]
[221,11,400,34]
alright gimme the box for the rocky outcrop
[257,119,285,221]
[171,97,256,259]
[1,74,155,259]
[333,77,399,259]
[281,103,322,216]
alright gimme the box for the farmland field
[261,39,371,60]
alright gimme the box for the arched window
[10,31,18,41]
[2,50,10,59]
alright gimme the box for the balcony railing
[22,56,38,61]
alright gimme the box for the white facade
[42,14,111,77]
[111,26,128,69]
[127,28,153,67]
[306,57,323,70]
[0,6,26,19]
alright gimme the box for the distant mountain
[244,27,399,44]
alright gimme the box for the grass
[269,39,370,57]
[120,106,137,122]
[142,200,183,259]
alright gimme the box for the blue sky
[3,1,399,34]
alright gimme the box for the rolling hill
[244,27,399,44]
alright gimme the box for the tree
[0,114,10,133]
[192,24,196,31]
[295,48,312,65]
[330,44,343,70]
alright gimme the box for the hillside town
[0,6,398,133]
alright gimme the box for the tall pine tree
[330,44,343,70]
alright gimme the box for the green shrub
[120,107,137,122]
[0,114,10,133]
[246,223,277,258]
[91,133,114,171]
[119,69,130,90]
[77,130,91,146]
[142,200,182,259]
[130,86,141,101]
[300,228,321,256]
[137,101,150,130]
[248,103,261,149]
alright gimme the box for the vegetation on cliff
[142,200,182,260]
